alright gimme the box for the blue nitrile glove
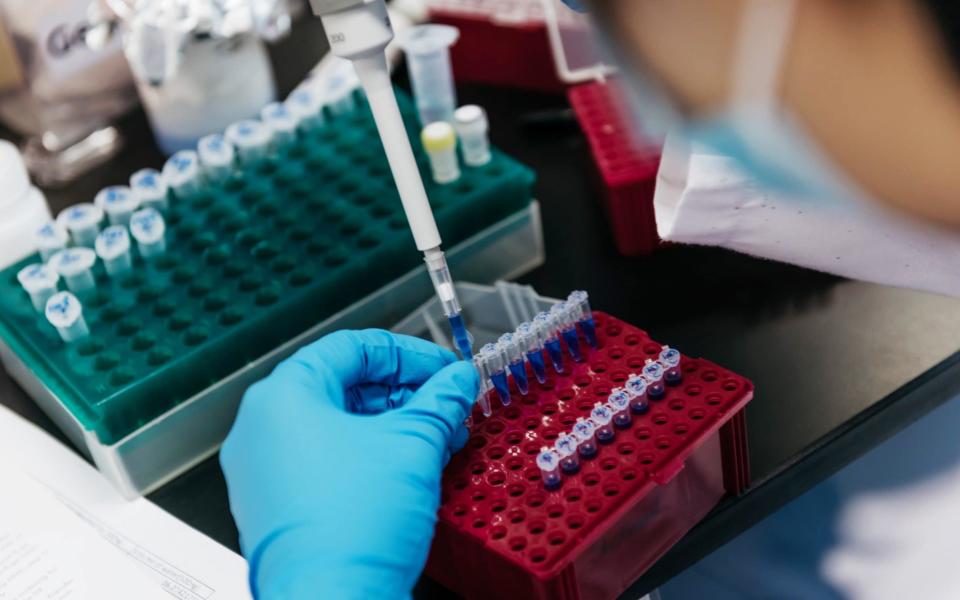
[220,329,479,600]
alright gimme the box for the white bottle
[0,140,52,269]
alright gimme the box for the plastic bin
[0,88,541,497]
[568,79,663,256]
[397,283,753,599]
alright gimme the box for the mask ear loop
[729,0,799,114]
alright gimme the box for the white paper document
[0,405,252,600]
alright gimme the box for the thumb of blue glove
[220,330,479,600]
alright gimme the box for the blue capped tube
[624,375,649,414]
[567,290,598,348]
[471,354,493,417]
[608,389,632,428]
[33,221,68,262]
[94,186,140,227]
[659,346,683,385]
[591,403,615,444]
[534,311,565,374]
[49,248,97,294]
[225,120,272,163]
[555,433,580,474]
[552,301,584,362]
[130,208,166,259]
[17,264,59,312]
[480,342,510,407]
[95,226,133,278]
[56,203,103,247]
[163,150,203,197]
[285,87,325,131]
[497,332,528,395]
[573,417,598,458]
[45,291,88,343]
[642,359,666,400]
[198,134,235,183]
[260,102,299,146]
[129,168,169,212]
[516,321,547,384]
[536,448,563,490]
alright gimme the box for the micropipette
[497,332,528,395]
[308,0,474,360]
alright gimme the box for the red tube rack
[425,311,753,599]
[568,80,664,256]
[428,0,567,93]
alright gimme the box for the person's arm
[220,329,478,599]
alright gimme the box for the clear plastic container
[0,202,543,498]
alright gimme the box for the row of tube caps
[471,290,599,418]
[535,346,683,490]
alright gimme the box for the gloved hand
[220,329,479,599]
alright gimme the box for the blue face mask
[598,0,870,204]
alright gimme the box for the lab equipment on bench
[396,24,460,125]
[130,168,169,212]
[94,186,140,227]
[95,226,133,277]
[33,222,69,263]
[45,291,89,343]
[49,248,97,294]
[56,204,103,247]
[421,121,461,184]
[453,105,491,167]
[0,83,539,497]
[393,281,754,600]
[17,264,59,312]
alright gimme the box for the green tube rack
[0,90,535,453]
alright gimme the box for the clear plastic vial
[553,301,584,362]
[624,375,649,415]
[573,417,598,458]
[95,185,140,227]
[536,448,563,490]
[95,226,133,277]
[260,102,299,146]
[17,263,59,312]
[225,120,272,163]
[421,121,461,184]
[397,24,460,125]
[516,320,548,384]
[56,203,104,247]
[480,342,511,407]
[591,403,615,444]
[49,248,97,294]
[659,346,683,385]
[130,208,167,258]
[163,150,203,197]
[555,433,581,474]
[608,389,633,428]
[471,353,493,417]
[453,105,491,167]
[129,168,169,212]
[285,87,325,131]
[197,134,235,182]
[33,222,69,262]
[534,311,565,374]
[567,290,598,348]
[643,359,666,400]
[45,291,89,343]
[498,332,529,395]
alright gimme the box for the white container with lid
[0,140,52,269]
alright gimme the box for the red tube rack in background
[568,80,664,257]
[425,311,753,600]
[427,0,567,93]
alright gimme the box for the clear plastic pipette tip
[424,247,473,359]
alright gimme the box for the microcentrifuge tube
[534,311,565,374]
[95,226,133,277]
[94,185,140,227]
[285,88,325,131]
[325,73,358,116]
[225,120,272,163]
[536,448,563,490]
[608,389,633,428]
[397,24,460,125]
[163,150,203,197]
[130,208,166,258]
[567,290,598,349]
[453,105,491,167]
[17,263,59,312]
[260,102,299,146]
[555,433,580,474]
[516,321,547,384]
[591,403,615,444]
[624,375,649,415]
[129,168,169,212]
[198,134,236,182]
[33,221,68,262]
[480,342,511,407]
[421,121,460,184]
[472,354,493,417]
[642,359,666,401]
[56,203,103,247]
[498,332,529,395]
[45,291,88,343]
[49,248,97,294]
[552,301,584,362]
[573,417,598,458]
[659,346,683,385]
